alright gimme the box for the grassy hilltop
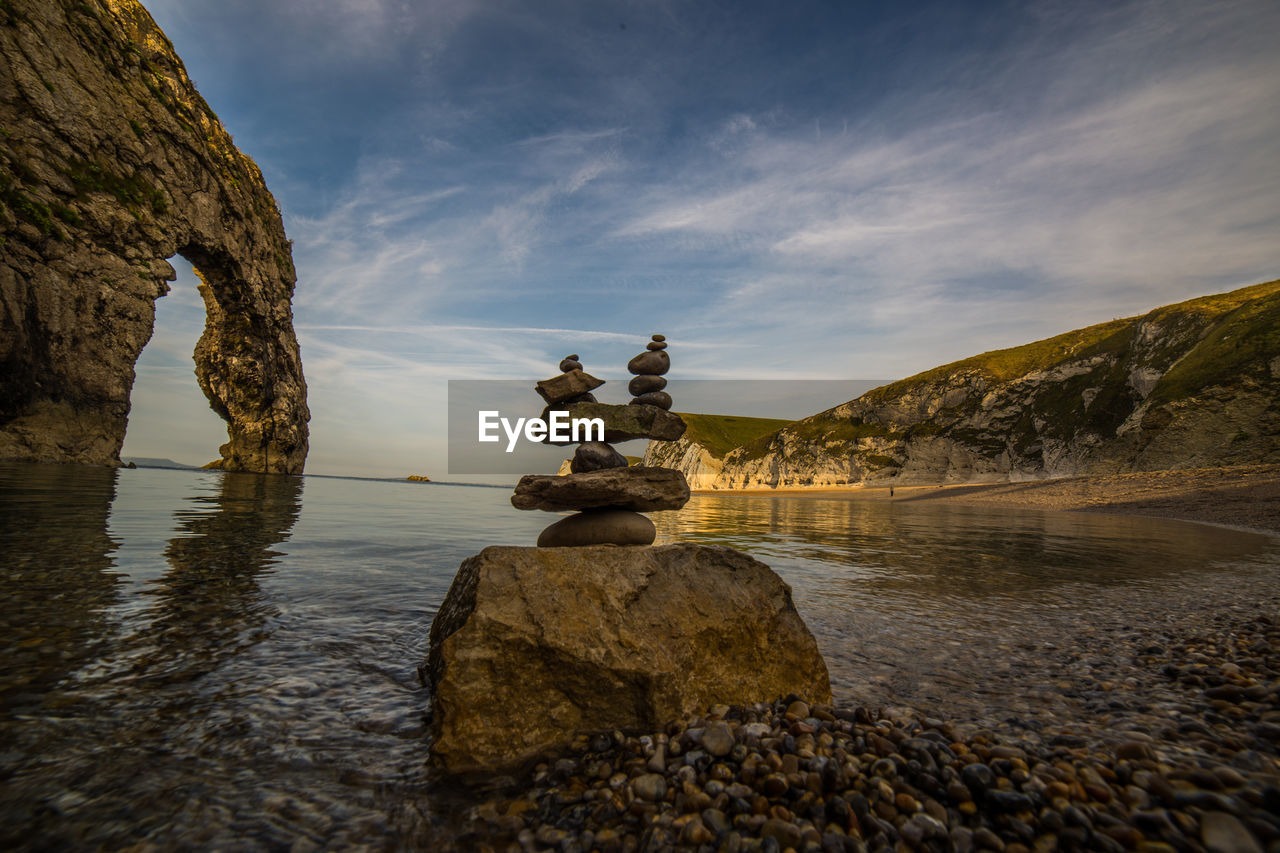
[657,279,1280,487]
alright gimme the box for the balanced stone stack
[513,336,690,547]
[425,335,831,775]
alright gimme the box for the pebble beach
[443,594,1280,852]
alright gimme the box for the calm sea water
[2,462,1278,849]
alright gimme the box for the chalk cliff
[0,0,308,472]
[651,281,1280,487]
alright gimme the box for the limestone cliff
[659,281,1280,488]
[642,412,793,488]
[0,0,308,472]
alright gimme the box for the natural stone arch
[0,0,308,472]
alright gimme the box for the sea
[2,461,1278,848]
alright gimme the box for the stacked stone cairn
[511,335,691,547]
[424,334,830,775]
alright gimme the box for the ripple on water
[2,463,1279,847]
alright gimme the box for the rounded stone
[701,722,734,757]
[570,442,628,473]
[537,509,656,547]
[646,341,667,351]
[559,356,583,372]
[633,773,667,802]
[651,334,665,342]
[628,375,667,395]
[630,391,673,410]
[627,350,670,376]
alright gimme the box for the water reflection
[657,495,1271,597]
[135,472,303,685]
[1,467,1278,848]
[655,494,1279,723]
[0,463,122,715]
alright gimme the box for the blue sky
[119,0,1280,478]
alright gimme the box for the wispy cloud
[129,0,1280,476]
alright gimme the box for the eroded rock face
[648,281,1280,488]
[425,543,832,773]
[0,0,308,472]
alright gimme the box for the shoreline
[693,463,1280,536]
[450,598,1280,851]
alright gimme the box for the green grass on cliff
[1147,280,1280,406]
[861,279,1280,407]
[721,279,1280,461]
[674,413,795,459]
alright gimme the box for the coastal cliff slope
[0,0,308,472]
[653,280,1280,488]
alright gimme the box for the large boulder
[511,466,690,512]
[424,544,831,773]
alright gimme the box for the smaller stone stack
[512,336,690,547]
[627,334,673,410]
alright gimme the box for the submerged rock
[424,543,832,773]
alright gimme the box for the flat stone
[630,391,672,410]
[627,350,670,376]
[560,402,686,443]
[535,370,605,404]
[1201,812,1263,853]
[424,543,833,772]
[512,467,689,512]
[651,334,666,342]
[536,509,655,547]
[570,441,628,473]
[628,375,667,395]
[646,341,667,351]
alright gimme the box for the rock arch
[0,0,308,472]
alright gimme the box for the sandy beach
[696,463,1280,535]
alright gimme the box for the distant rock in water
[423,543,831,773]
[648,280,1280,488]
[406,475,431,482]
[0,0,309,472]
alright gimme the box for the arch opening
[119,255,228,469]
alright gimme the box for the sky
[118,0,1280,478]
